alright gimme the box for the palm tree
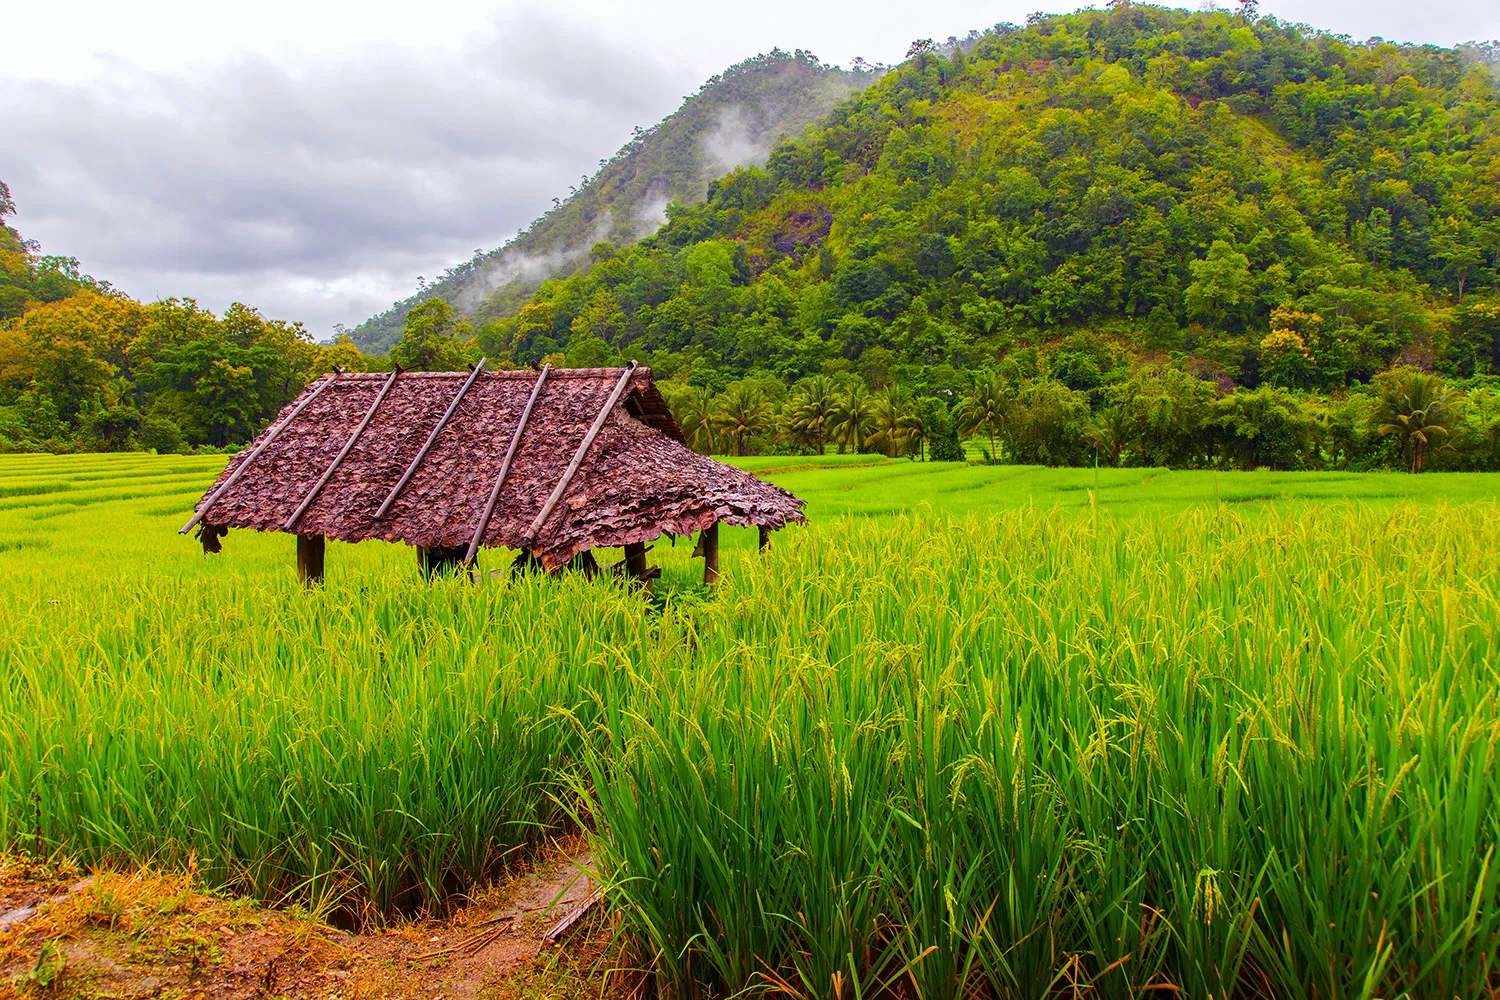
[1086,405,1133,467]
[1374,370,1453,472]
[869,387,915,458]
[789,375,837,455]
[830,384,875,453]
[954,372,1006,464]
[677,386,718,454]
[712,384,771,457]
[901,401,935,462]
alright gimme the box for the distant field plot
[2,453,1498,997]
[734,454,1500,517]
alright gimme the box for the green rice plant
[2,454,1498,995]
[580,505,1500,997]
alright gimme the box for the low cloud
[0,13,698,336]
[702,106,773,175]
[635,192,673,234]
[452,212,616,313]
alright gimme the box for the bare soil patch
[0,837,625,1000]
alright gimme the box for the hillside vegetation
[348,50,871,354]
[411,5,1500,471]
[484,7,1500,380]
[6,6,1500,470]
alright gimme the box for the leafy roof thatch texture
[187,367,804,569]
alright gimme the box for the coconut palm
[1374,370,1453,472]
[868,387,915,458]
[830,384,875,453]
[901,401,936,462]
[954,372,1006,464]
[676,386,718,454]
[712,384,772,457]
[1086,405,1133,467]
[788,375,837,455]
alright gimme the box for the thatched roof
[185,366,804,569]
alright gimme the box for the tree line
[0,183,366,453]
[655,361,1500,473]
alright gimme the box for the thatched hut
[181,362,804,583]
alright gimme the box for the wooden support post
[624,542,648,579]
[297,533,325,585]
[567,550,601,577]
[199,523,227,554]
[701,521,719,586]
[758,525,771,553]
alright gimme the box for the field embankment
[2,455,1498,997]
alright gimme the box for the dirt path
[0,839,618,1000]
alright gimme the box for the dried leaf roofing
[184,366,805,569]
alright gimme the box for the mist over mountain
[348,49,871,354]
[469,6,1499,391]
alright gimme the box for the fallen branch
[542,888,600,946]
[412,914,515,961]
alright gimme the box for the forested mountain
[480,7,1499,382]
[404,4,1497,472]
[348,50,872,354]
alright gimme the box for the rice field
[2,453,1498,997]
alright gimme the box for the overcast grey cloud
[1,0,1495,337]
[0,13,700,334]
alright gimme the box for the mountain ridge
[462,4,1500,395]
[348,49,873,354]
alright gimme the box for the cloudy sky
[3,0,1496,338]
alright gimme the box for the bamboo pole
[180,372,340,535]
[521,362,637,548]
[463,364,551,566]
[375,359,487,520]
[284,368,401,532]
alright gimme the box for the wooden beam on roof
[284,367,401,532]
[180,372,341,535]
[375,359,487,521]
[462,364,550,566]
[521,362,638,549]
